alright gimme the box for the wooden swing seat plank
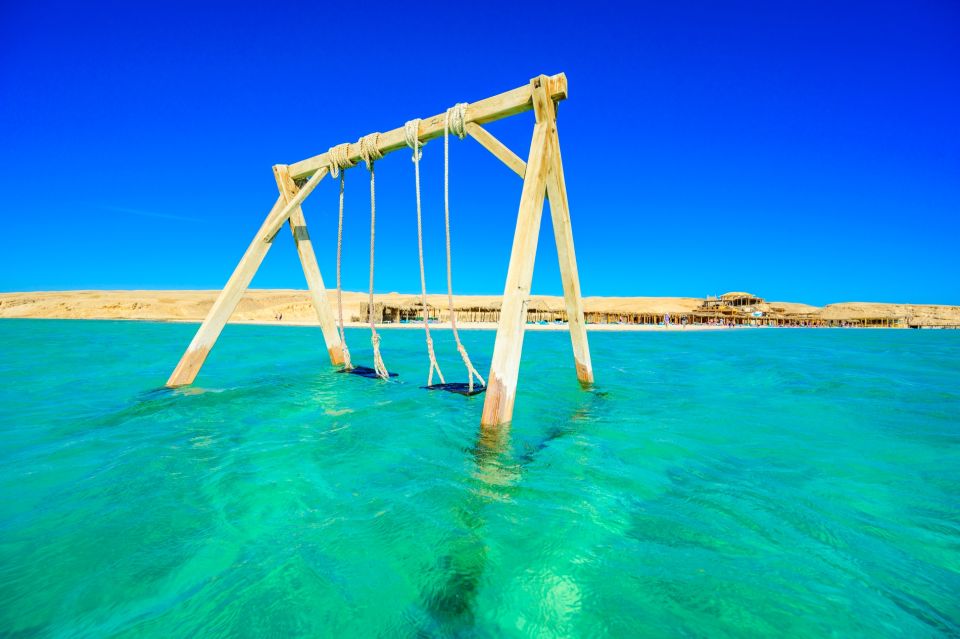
[423,383,487,396]
[337,366,399,379]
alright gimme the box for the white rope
[447,102,468,140]
[358,132,383,169]
[403,120,424,161]
[444,104,485,392]
[358,133,389,380]
[328,143,354,371]
[327,142,355,178]
[405,119,445,386]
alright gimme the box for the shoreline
[0,316,736,332]
[4,316,935,331]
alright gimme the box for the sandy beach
[1,289,958,329]
[0,290,721,331]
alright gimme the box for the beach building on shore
[687,293,827,327]
[360,299,505,324]
[358,291,943,328]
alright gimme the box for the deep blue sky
[1,1,957,305]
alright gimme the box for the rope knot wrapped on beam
[446,103,469,140]
[358,133,383,169]
[403,119,424,161]
[326,143,355,178]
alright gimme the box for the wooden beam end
[549,73,568,102]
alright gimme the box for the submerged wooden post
[273,165,344,365]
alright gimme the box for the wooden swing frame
[166,73,593,429]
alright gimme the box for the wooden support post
[273,164,344,365]
[545,124,593,386]
[481,75,593,428]
[166,169,328,387]
[480,119,552,428]
[166,195,287,387]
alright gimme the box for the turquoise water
[0,320,958,638]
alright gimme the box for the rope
[447,102,468,139]
[358,133,389,379]
[403,119,424,161]
[358,132,383,169]
[327,142,355,177]
[444,104,485,392]
[405,119,445,387]
[328,143,355,371]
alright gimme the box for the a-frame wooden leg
[274,165,344,365]
[545,129,593,386]
[480,122,552,428]
[481,75,593,428]
[167,167,328,387]
[166,195,288,387]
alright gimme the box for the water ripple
[0,321,958,637]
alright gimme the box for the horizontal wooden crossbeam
[288,73,567,180]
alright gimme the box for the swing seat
[338,366,399,379]
[423,382,486,396]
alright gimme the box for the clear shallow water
[0,320,958,638]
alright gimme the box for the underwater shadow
[415,388,609,634]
